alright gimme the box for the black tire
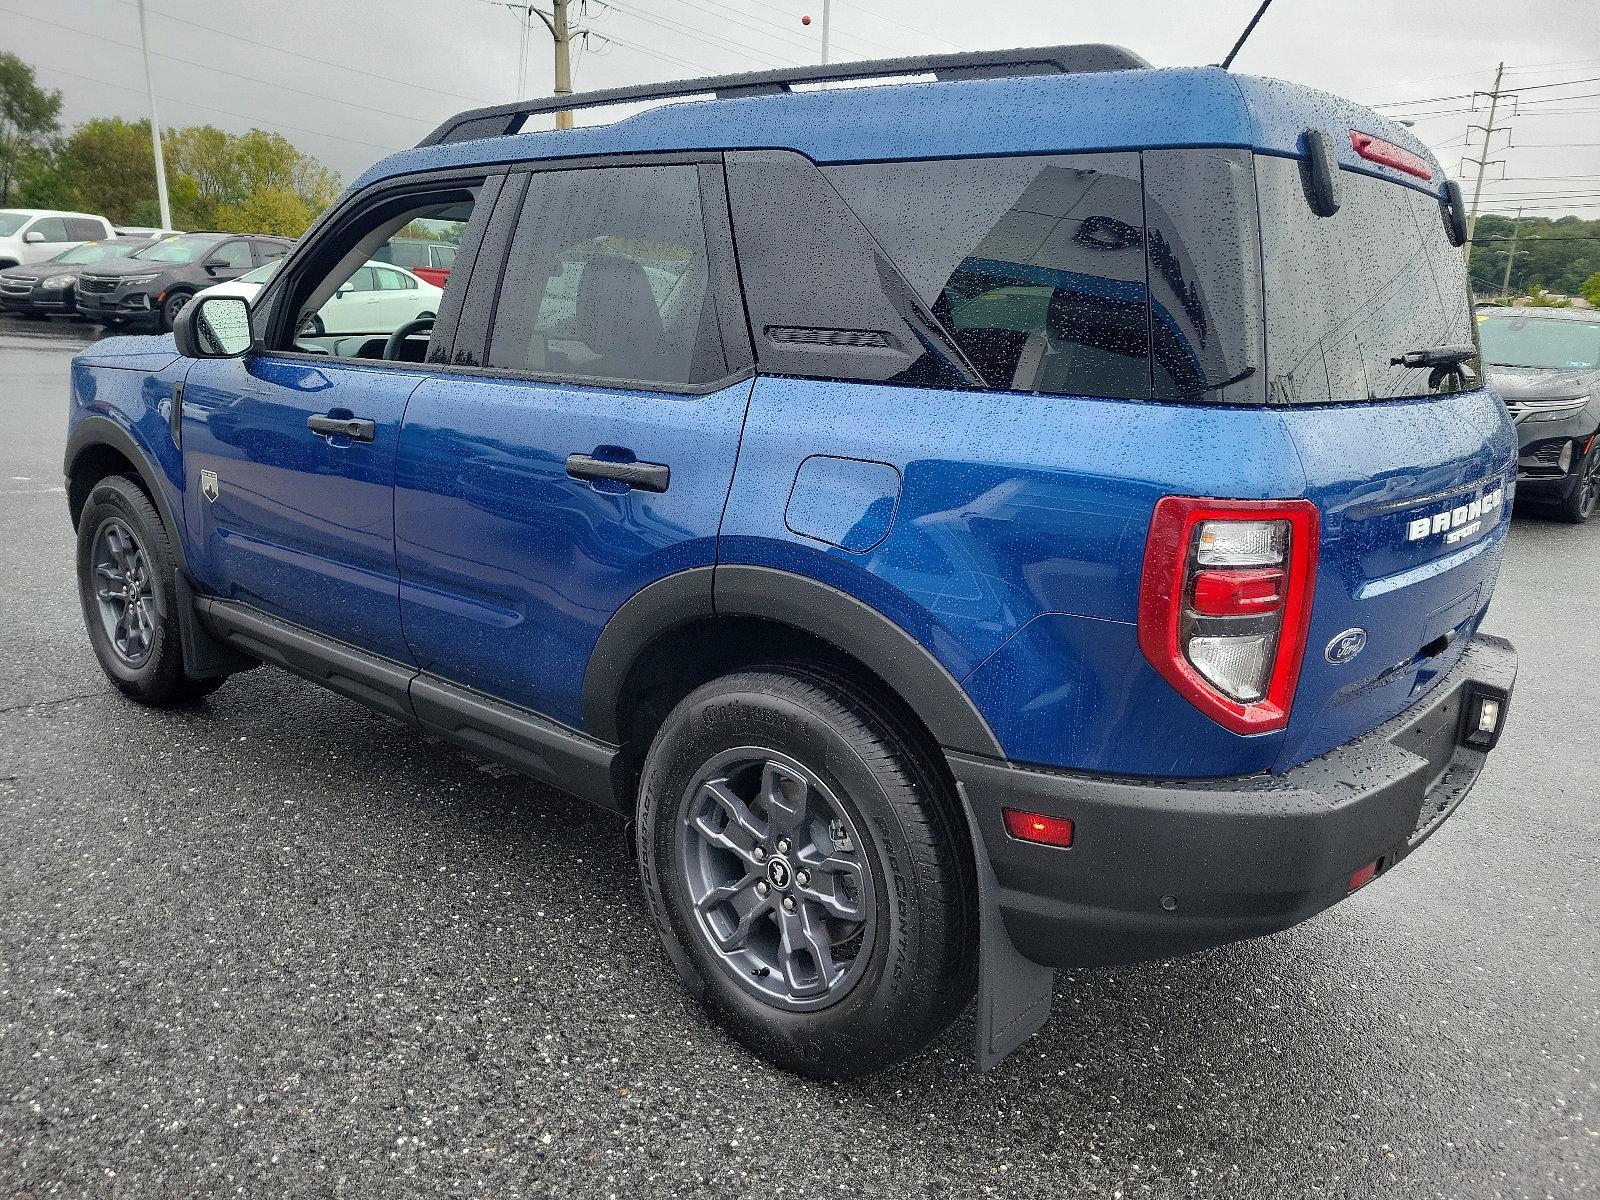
[159,290,192,332]
[75,475,226,706]
[1555,443,1598,524]
[637,668,976,1078]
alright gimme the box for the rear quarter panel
[721,377,1310,777]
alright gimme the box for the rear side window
[825,154,1151,400]
[65,218,105,240]
[487,164,726,388]
[1255,155,1477,403]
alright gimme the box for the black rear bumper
[949,633,1517,969]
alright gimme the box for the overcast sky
[5,0,1599,223]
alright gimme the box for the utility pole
[1462,62,1516,267]
[135,0,172,231]
[820,0,831,65]
[1500,208,1523,301]
[508,1,581,128]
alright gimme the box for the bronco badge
[200,469,219,503]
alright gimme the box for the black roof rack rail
[416,44,1151,147]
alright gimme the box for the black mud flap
[957,782,1056,1071]
[175,572,257,679]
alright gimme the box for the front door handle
[565,453,670,493]
[308,413,376,442]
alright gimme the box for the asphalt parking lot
[0,313,1595,1199]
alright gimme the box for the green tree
[54,117,160,224]
[0,52,63,204]
[212,187,312,238]
[1580,272,1600,307]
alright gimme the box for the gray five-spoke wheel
[91,516,155,666]
[678,748,876,1012]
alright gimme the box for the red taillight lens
[1002,808,1074,848]
[1191,568,1285,617]
[1349,130,1433,180]
[1138,497,1320,734]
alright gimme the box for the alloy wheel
[90,516,156,666]
[677,748,876,1012]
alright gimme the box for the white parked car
[0,210,116,267]
[197,257,444,334]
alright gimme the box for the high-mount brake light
[1349,130,1434,181]
[1138,497,1320,734]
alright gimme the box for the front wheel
[159,290,191,331]
[1556,442,1598,524]
[75,475,226,705]
[637,669,976,1077]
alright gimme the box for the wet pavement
[1,313,1595,1198]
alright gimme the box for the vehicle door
[178,174,498,662]
[198,238,254,290]
[251,238,290,268]
[318,264,383,334]
[392,159,754,728]
[21,215,70,263]
[371,264,427,329]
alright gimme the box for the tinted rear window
[1255,156,1477,403]
[825,154,1152,400]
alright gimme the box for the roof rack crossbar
[417,44,1150,147]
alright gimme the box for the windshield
[1478,313,1600,370]
[238,259,282,285]
[0,213,30,236]
[55,241,138,265]
[131,235,217,264]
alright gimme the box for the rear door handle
[308,413,376,442]
[565,453,670,493]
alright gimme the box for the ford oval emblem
[1325,628,1367,665]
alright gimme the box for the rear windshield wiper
[1390,344,1477,369]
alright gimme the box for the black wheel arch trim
[64,414,180,542]
[66,414,250,677]
[581,563,1004,758]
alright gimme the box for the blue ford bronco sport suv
[65,46,1518,1077]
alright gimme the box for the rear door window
[1255,155,1477,403]
[486,164,727,388]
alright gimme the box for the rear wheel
[75,475,226,705]
[637,669,975,1077]
[1556,442,1598,523]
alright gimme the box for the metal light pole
[136,0,172,231]
[820,0,830,65]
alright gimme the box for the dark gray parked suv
[75,232,292,331]
[1478,307,1600,523]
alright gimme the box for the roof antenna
[1220,0,1276,69]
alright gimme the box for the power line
[1,6,441,130]
[823,0,963,51]
[27,60,402,154]
[687,0,906,60]
[601,0,804,67]
[116,0,499,106]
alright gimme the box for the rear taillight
[1138,497,1320,734]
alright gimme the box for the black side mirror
[174,295,254,359]
[1300,128,1342,218]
